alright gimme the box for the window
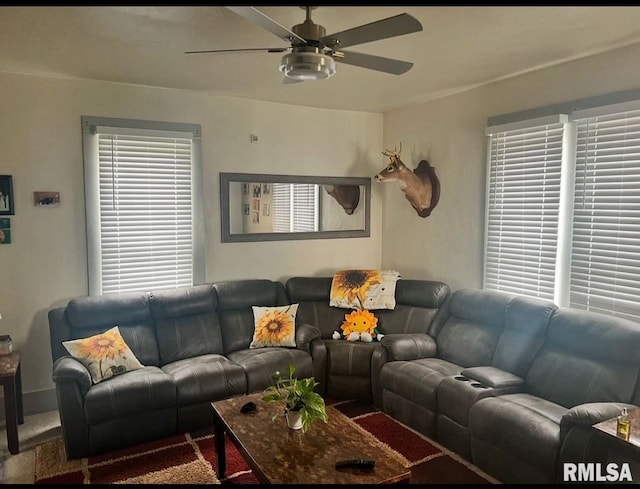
[484,98,640,322]
[272,183,319,232]
[570,106,640,320]
[82,116,204,295]
[485,118,565,300]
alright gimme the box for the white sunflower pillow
[63,326,144,384]
[250,304,299,349]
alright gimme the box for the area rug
[34,400,498,484]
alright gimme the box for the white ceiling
[3,6,640,113]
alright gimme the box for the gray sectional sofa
[48,279,322,458]
[48,277,640,484]
[380,287,640,484]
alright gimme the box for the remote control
[240,401,256,414]
[335,459,376,470]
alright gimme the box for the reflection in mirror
[220,173,371,242]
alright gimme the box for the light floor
[0,410,62,484]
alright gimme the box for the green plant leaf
[261,363,328,432]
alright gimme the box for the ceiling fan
[185,6,423,83]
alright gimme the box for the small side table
[0,352,23,454]
[592,408,640,451]
[591,408,640,483]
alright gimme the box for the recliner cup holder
[470,382,489,388]
[454,376,469,381]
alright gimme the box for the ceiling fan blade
[226,7,307,45]
[322,13,422,50]
[185,47,288,55]
[333,50,413,75]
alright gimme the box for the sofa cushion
[84,366,176,425]
[161,354,246,406]
[214,280,288,353]
[526,308,640,408]
[65,292,160,367]
[491,296,557,377]
[469,393,567,481]
[250,304,298,348]
[227,348,313,394]
[380,358,462,412]
[150,285,224,364]
[63,326,144,384]
[429,289,510,368]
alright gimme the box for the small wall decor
[374,143,440,218]
[34,191,60,207]
[0,218,10,244]
[0,175,14,215]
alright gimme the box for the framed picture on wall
[0,217,10,244]
[0,175,14,215]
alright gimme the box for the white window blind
[292,183,318,232]
[272,183,291,232]
[484,122,564,300]
[272,183,318,232]
[571,108,640,321]
[83,116,204,296]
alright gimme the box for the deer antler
[382,142,402,158]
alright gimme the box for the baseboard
[0,387,57,421]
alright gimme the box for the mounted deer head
[324,184,360,215]
[374,142,440,218]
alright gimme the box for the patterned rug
[34,400,498,484]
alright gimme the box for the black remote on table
[335,459,376,470]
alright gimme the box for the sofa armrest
[52,356,92,396]
[296,323,322,354]
[379,333,436,361]
[460,366,524,389]
[560,402,638,438]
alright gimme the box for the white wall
[0,72,383,405]
[381,42,640,292]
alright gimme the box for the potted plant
[262,363,328,432]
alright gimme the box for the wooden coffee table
[211,393,411,484]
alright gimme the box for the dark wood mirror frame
[220,172,371,243]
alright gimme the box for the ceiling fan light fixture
[279,51,336,81]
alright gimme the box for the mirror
[220,172,371,242]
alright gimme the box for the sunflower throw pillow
[250,304,299,349]
[63,326,144,384]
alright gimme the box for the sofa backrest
[429,289,557,374]
[526,308,640,408]
[429,289,510,368]
[285,276,450,338]
[285,277,344,338]
[50,291,161,366]
[492,295,557,377]
[213,279,289,354]
[149,284,224,365]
